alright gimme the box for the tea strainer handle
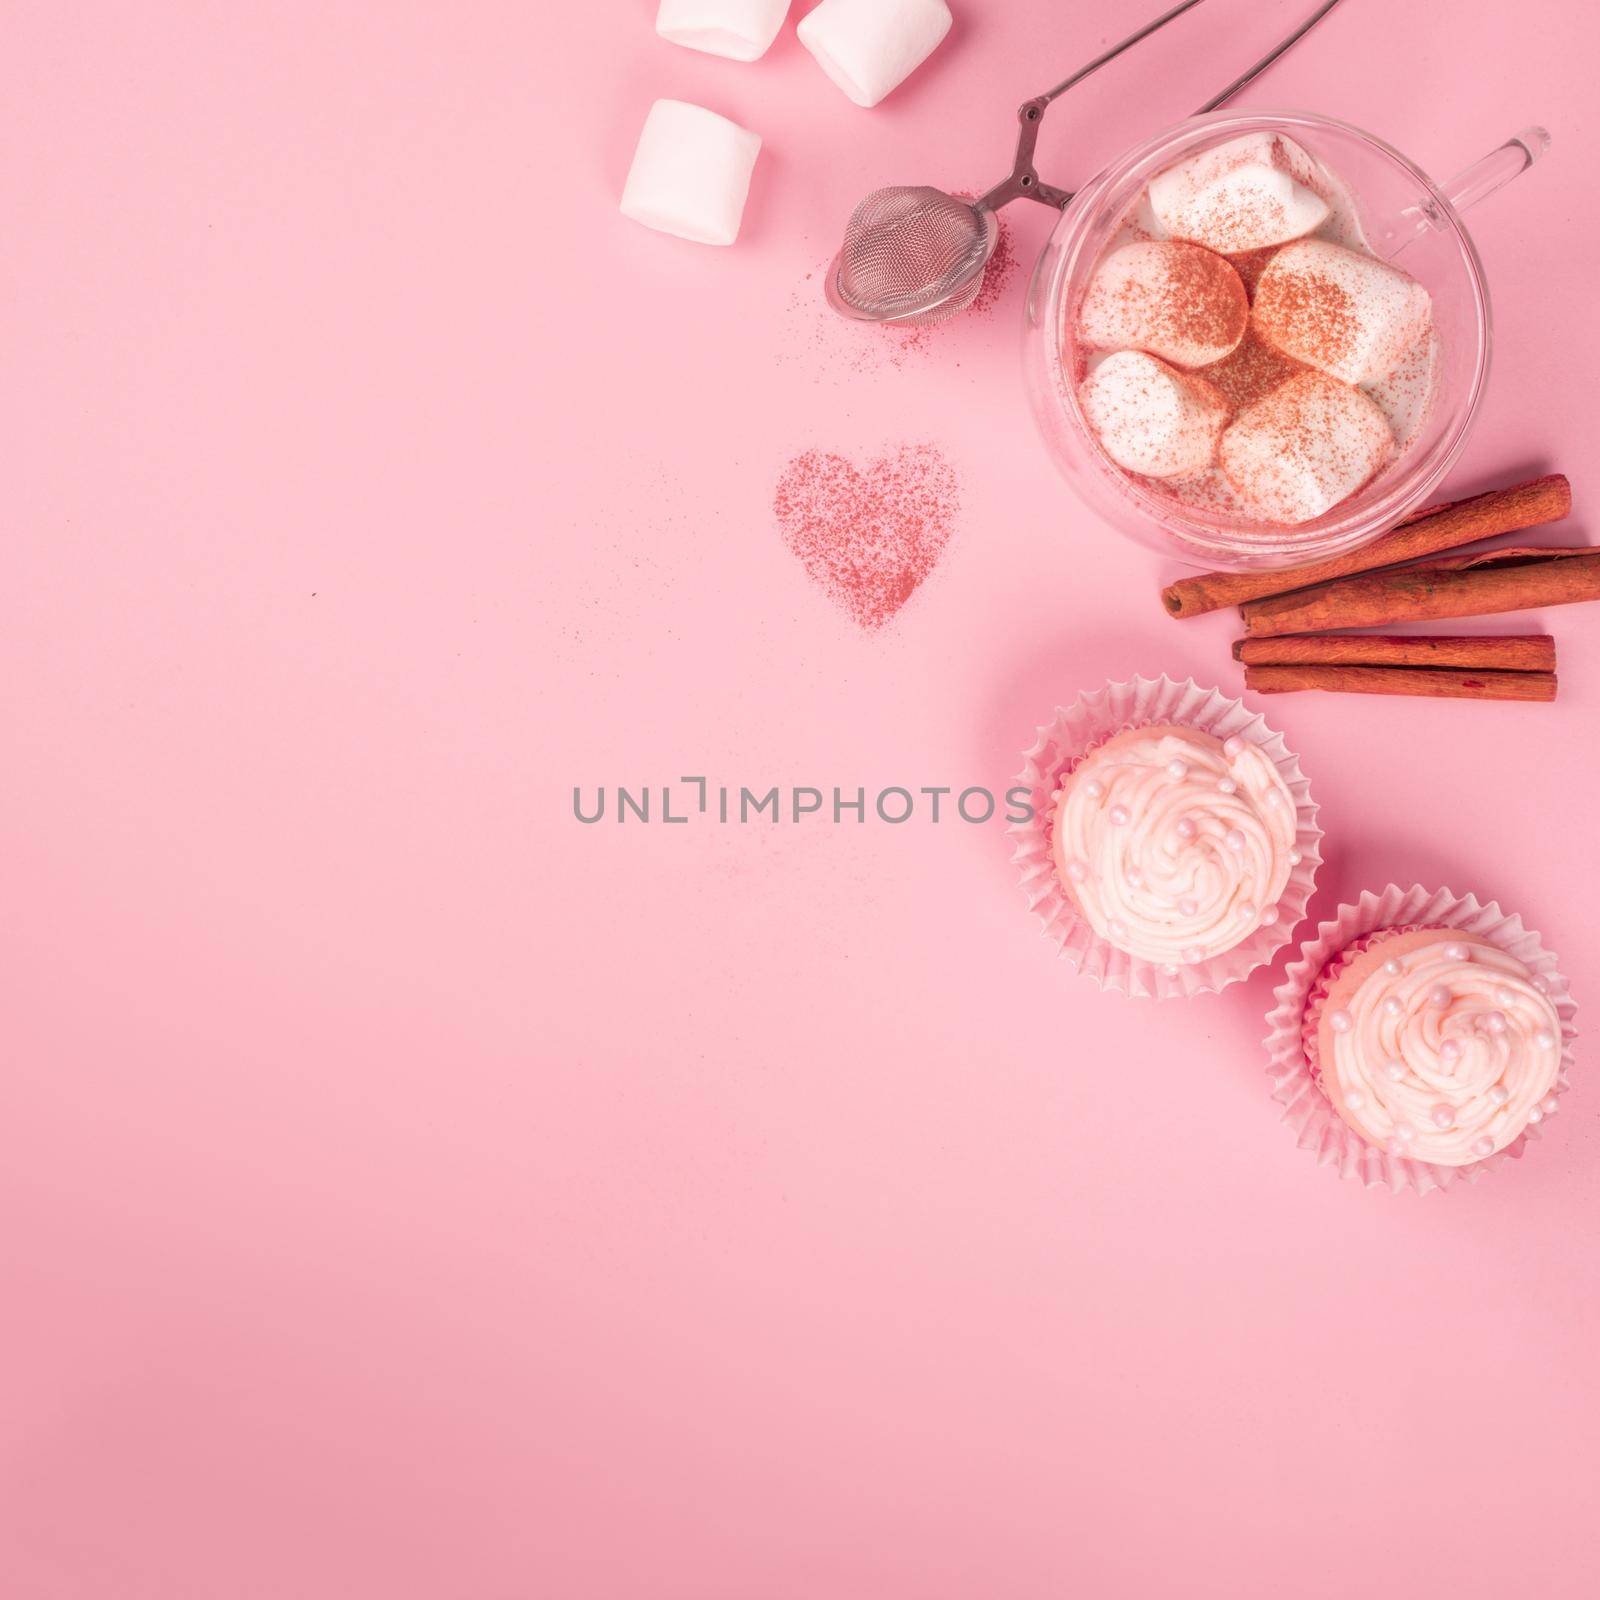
[980,0,1348,216]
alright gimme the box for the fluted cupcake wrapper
[1008,675,1322,999]
[1265,884,1579,1195]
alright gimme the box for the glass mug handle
[1384,126,1551,253]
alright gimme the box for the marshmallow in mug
[1219,371,1393,524]
[1080,352,1229,480]
[655,0,791,62]
[1078,240,1249,369]
[621,99,762,246]
[1253,239,1434,386]
[1149,132,1331,254]
[798,0,953,108]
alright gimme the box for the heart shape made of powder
[773,445,959,631]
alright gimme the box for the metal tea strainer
[825,0,1346,327]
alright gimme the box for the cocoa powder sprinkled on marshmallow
[1252,239,1433,385]
[1229,246,1280,298]
[1080,352,1228,479]
[1080,241,1247,369]
[1151,134,1331,254]
[1200,326,1311,415]
[1253,267,1359,376]
[1163,245,1249,358]
[1218,371,1393,524]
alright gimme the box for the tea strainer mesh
[825,186,999,327]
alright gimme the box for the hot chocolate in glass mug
[823,0,1548,572]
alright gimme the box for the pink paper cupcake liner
[1265,884,1579,1195]
[1008,674,1323,999]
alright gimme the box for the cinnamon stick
[1244,664,1558,701]
[1233,633,1556,671]
[1239,547,1600,637]
[1161,473,1572,619]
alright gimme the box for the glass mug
[1023,111,1547,571]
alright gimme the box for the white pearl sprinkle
[1109,804,1130,826]
[1345,1091,1364,1110]
[1428,985,1451,1008]
[1535,1030,1556,1050]
[1495,987,1516,1009]
[1066,859,1087,883]
[1166,759,1188,780]
[1542,1095,1560,1116]
[1183,945,1205,965]
[1217,777,1238,796]
[1385,1060,1406,1082]
[1527,1105,1544,1125]
[1084,779,1105,800]
[1260,906,1279,927]
[1440,1039,1462,1063]
[1383,958,1402,977]
[1430,1103,1455,1129]
[1483,1010,1507,1034]
[1238,902,1256,922]
[1387,1137,1405,1157]
[1328,1009,1353,1034]
[1288,848,1302,866]
[1394,1123,1416,1143]
[1382,996,1402,1018]
[1108,918,1127,940]
[1488,1084,1510,1106]
[1444,942,1469,961]
[1162,963,1179,977]
[1126,868,1144,889]
[1175,817,1197,841]
[1222,736,1244,757]
[1472,1136,1495,1158]
[1264,788,1283,808]
[1224,828,1246,852]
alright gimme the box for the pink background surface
[5,3,1600,1595]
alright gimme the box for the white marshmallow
[655,0,791,61]
[1079,240,1248,369]
[797,0,952,108]
[1219,371,1394,524]
[1366,327,1442,452]
[1253,238,1433,385]
[620,99,762,247]
[1080,351,1229,480]
[1149,133,1330,254]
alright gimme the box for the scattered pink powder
[780,207,1020,376]
[967,208,1018,318]
[773,445,960,630]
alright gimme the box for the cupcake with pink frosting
[1052,723,1298,966]
[1266,885,1578,1194]
[1012,676,1321,998]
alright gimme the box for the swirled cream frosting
[1050,724,1297,965]
[1312,929,1564,1166]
